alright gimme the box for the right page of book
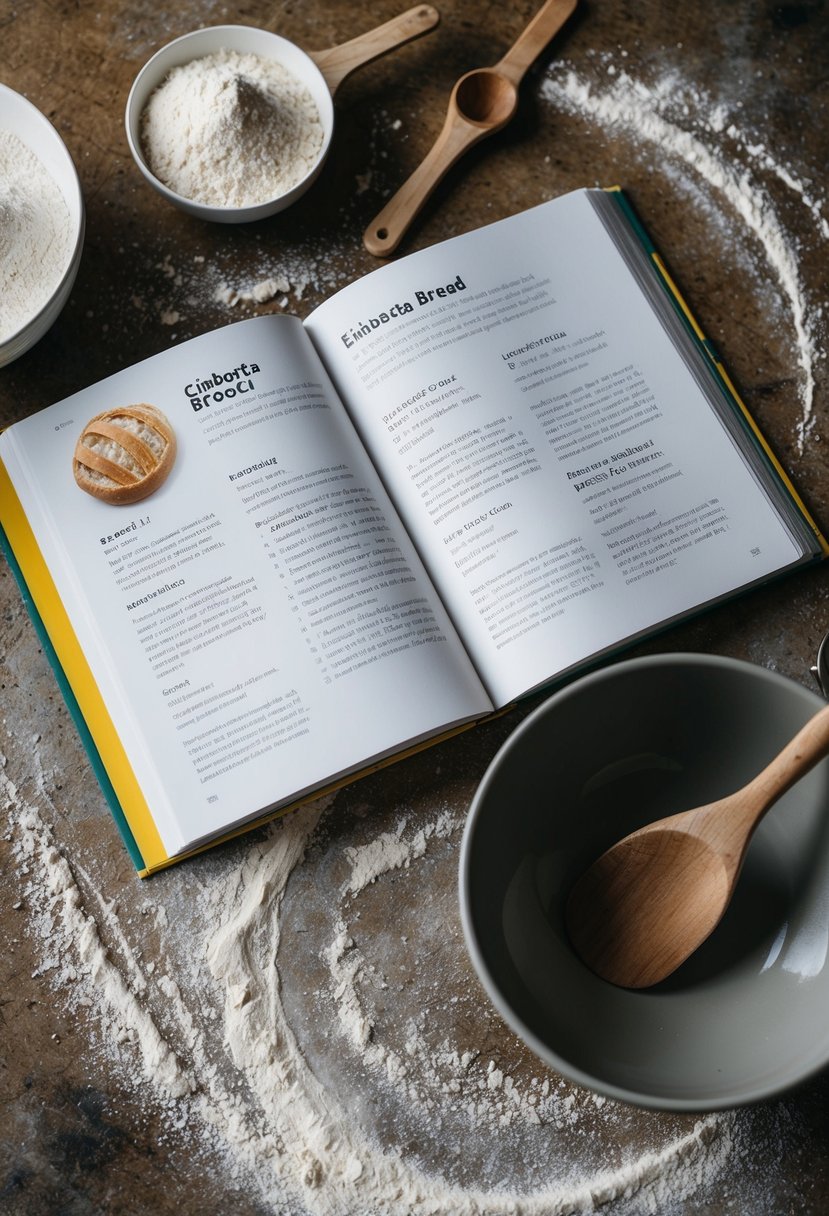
[305,189,816,707]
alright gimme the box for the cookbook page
[305,190,805,707]
[0,316,492,858]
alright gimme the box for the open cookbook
[1,187,824,874]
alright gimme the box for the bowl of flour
[125,25,336,224]
[0,84,84,367]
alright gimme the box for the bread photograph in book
[73,403,177,504]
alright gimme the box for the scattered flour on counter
[342,808,461,896]
[204,803,737,1215]
[126,246,342,340]
[5,757,747,1216]
[215,274,292,307]
[141,49,324,208]
[0,129,74,343]
[540,63,826,449]
[326,810,608,1136]
[3,768,194,1101]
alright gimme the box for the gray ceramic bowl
[459,653,829,1111]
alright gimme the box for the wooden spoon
[565,701,829,989]
[308,5,440,97]
[363,0,577,256]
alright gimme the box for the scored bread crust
[73,404,177,505]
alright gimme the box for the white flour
[5,767,741,1214]
[0,129,73,342]
[141,49,324,208]
[215,274,292,307]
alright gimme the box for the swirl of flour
[541,65,824,449]
[206,803,733,1215]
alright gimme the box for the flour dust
[2,751,811,1216]
[541,59,827,450]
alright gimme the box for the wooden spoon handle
[495,0,578,86]
[657,700,829,882]
[742,700,829,814]
[363,103,489,257]
[308,5,439,96]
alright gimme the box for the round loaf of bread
[73,404,177,504]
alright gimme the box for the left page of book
[0,316,492,867]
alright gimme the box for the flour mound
[0,129,73,343]
[141,49,325,208]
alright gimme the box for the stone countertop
[2,1,829,1213]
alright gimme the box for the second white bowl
[0,83,85,367]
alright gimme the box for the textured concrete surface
[2,1,829,1212]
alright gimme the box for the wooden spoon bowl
[453,69,518,126]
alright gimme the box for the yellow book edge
[1,458,166,872]
[601,185,826,556]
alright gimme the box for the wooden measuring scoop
[363,0,577,256]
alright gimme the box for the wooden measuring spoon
[363,0,577,256]
[565,701,829,989]
[308,5,440,96]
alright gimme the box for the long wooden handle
[650,700,829,862]
[740,701,829,816]
[363,101,492,257]
[308,5,439,96]
[495,0,578,86]
[362,0,577,256]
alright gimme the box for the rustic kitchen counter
[2,1,829,1212]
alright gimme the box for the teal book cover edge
[606,187,797,499]
[0,520,147,871]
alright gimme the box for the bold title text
[340,275,467,350]
[185,362,261,411]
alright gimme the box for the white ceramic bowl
[460,653,829,1111]
[125,25,335,224]
[0,84,85,368]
